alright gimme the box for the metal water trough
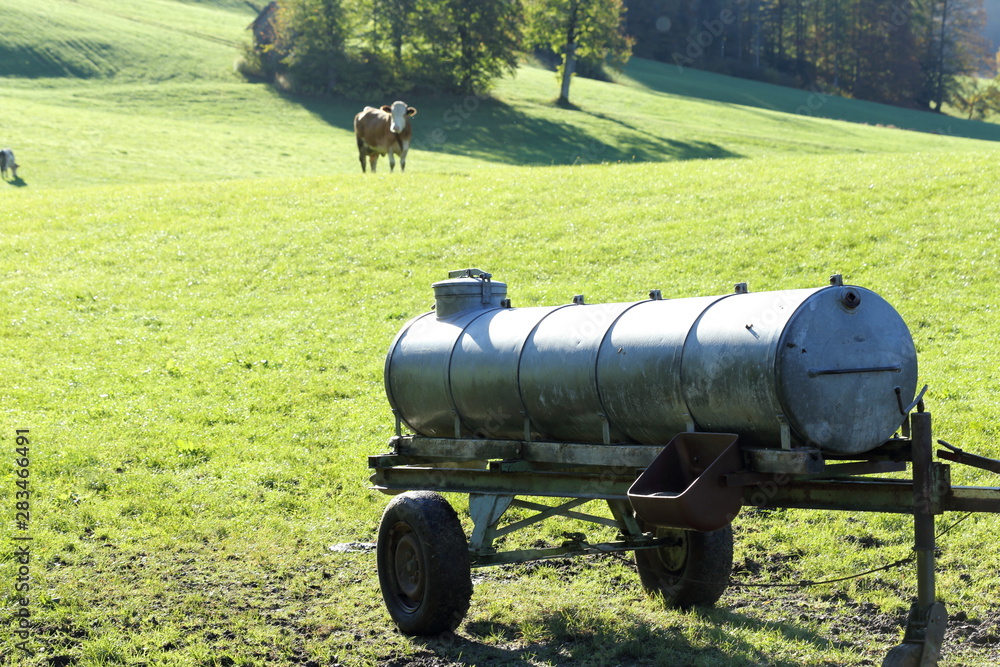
[368,270,1000,666]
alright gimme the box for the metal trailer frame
[369,407,1000,666]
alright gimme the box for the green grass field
[3,1,1000,665]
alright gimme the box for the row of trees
[243,0,631,102]
[626,0,990,109]
[243,0,991,112]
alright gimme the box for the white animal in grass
[1,148,20,180]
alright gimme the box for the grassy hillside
[1,0,249,80]
[2,0,999,189]
[3,1,1000,666]
[4,62,998,189]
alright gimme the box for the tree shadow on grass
[399,604,844,666]
[621,59,789,111]
[410,96,743,165]
[284,91,742,167]
[574,106,740,162]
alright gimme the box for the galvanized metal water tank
[384,270,918,455]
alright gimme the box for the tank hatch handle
[447,268,493,304]
[448,268,490,279]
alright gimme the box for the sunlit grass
[2,151,999,664]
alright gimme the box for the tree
[952,76,1000,118]
[384,0,415,65]
[610,0,994,114]
[446,0,524,93]
[839,0,923,107]
[273,0,351,94]
[402,0,523,94]
[260,0,522,96]
[525,0,632,104]
[926,0,988,111]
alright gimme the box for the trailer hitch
[936,440,1000,475]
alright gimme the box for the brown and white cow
[354,101,416,173]
[0,149,18,180]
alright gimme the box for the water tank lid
[432,269,507,317]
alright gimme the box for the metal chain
[601,512,975,590]
[727,555,915,589]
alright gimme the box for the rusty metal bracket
[778,414,792,450]
[392,409,402,437]
[897,384,929,417]
[744,447,824,475]
[813,460,907,478]
[468,493,514,552]
[889,602,947,667]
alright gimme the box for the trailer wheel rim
[395,532,424,602]
[391,523,427,611]
[654,529,687,573]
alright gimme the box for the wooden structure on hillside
[247,2,278,50]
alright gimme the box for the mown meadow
[2,1,1000,665]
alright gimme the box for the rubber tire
[376,491,472,635]
[881,643,923,667]
[634,524,733,609]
